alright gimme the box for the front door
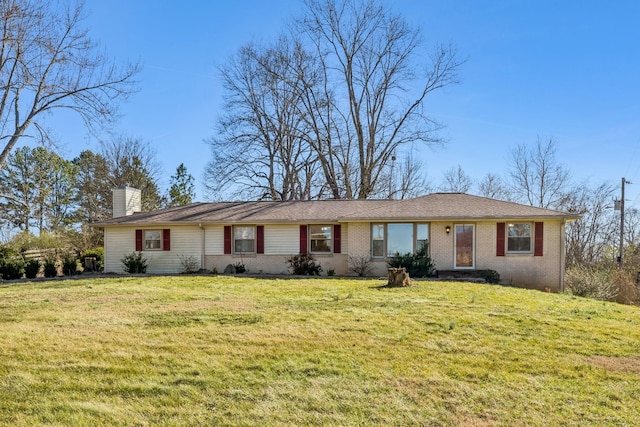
[454,224,474,268]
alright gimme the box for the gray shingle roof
[92,193,578,227]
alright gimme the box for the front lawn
[0,276,638,426]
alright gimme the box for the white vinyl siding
[205,226,225,255]
[104,227,135,273]
[104,226,202,273]
[264,225,299,254]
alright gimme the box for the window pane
[507,223,531,252]
[372,240,385,257]
[372,224,385,257]
[311,239,331,252]
[234,226,255,240]
[235,239,255,253]
[309,225,331,239]
[416,224,429,253]
[387,223,413,256]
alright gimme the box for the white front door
[454,224,475,269]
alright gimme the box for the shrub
[348,254,374,277]
[43,259,58,278]
[565,266,619,301]
[287,253,322,276]
[121,252,147,274]
[387,246,435,278]
[0,258,24,280]
[0,244,17,260]
[482,269,501,284]
[62,258,79,276]
[24,259,41,279]
[233,262,246,274]
[178,254,200,274]
[614,269,640,305]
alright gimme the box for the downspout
[199,223,205,271]
[560,218,566,293]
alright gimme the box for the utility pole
[619,177,631,267]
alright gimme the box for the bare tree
[561,181,617,266]
[624,208,640,247]
[509,137,570,208]
[299,0,462,199]
[390,153,432,199]
[0,0,139,171]
[439,165,472,193]
[206,0,461,200]
[205,38,321,200]
[477,173,513,201]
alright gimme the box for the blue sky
[53,0,640,207]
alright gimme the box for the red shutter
[534,222,544,256]
[299,225,308,254]
[224,226,232,254]
[257,225,264,254]
[163,229,171,251]
[496,222,505,256]
[333,224,341,253]
[135,229,143,251]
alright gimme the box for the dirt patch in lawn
[588,356,640,374]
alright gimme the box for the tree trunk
[387,267,411,287]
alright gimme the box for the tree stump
[387,267,411,287]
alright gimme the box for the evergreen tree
[167,163,195,207]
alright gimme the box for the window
[144,230,162,250]
[507,223,531,252]
[416,224,429,252]
[136,229,170,252]
[309,225,332,253]
[371,223,430,257]
[387,223,413,255]
[372,224,385,257]
[234,226,255,253]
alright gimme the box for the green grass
[0,276,639,426]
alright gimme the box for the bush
[62,257,79,276]
[0,258,24,280]
[387,246,435,278]
[43,259,58,278]
[121,252,147,274]
[614,269,640,305]
[348,254,374,277]
[0,244,18,260]
[233,262,246,274]
[178,254,200,274]
[565,266,619,301]
[24,259,41,279]
[482,269,501,284]
[287,253,322,276]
